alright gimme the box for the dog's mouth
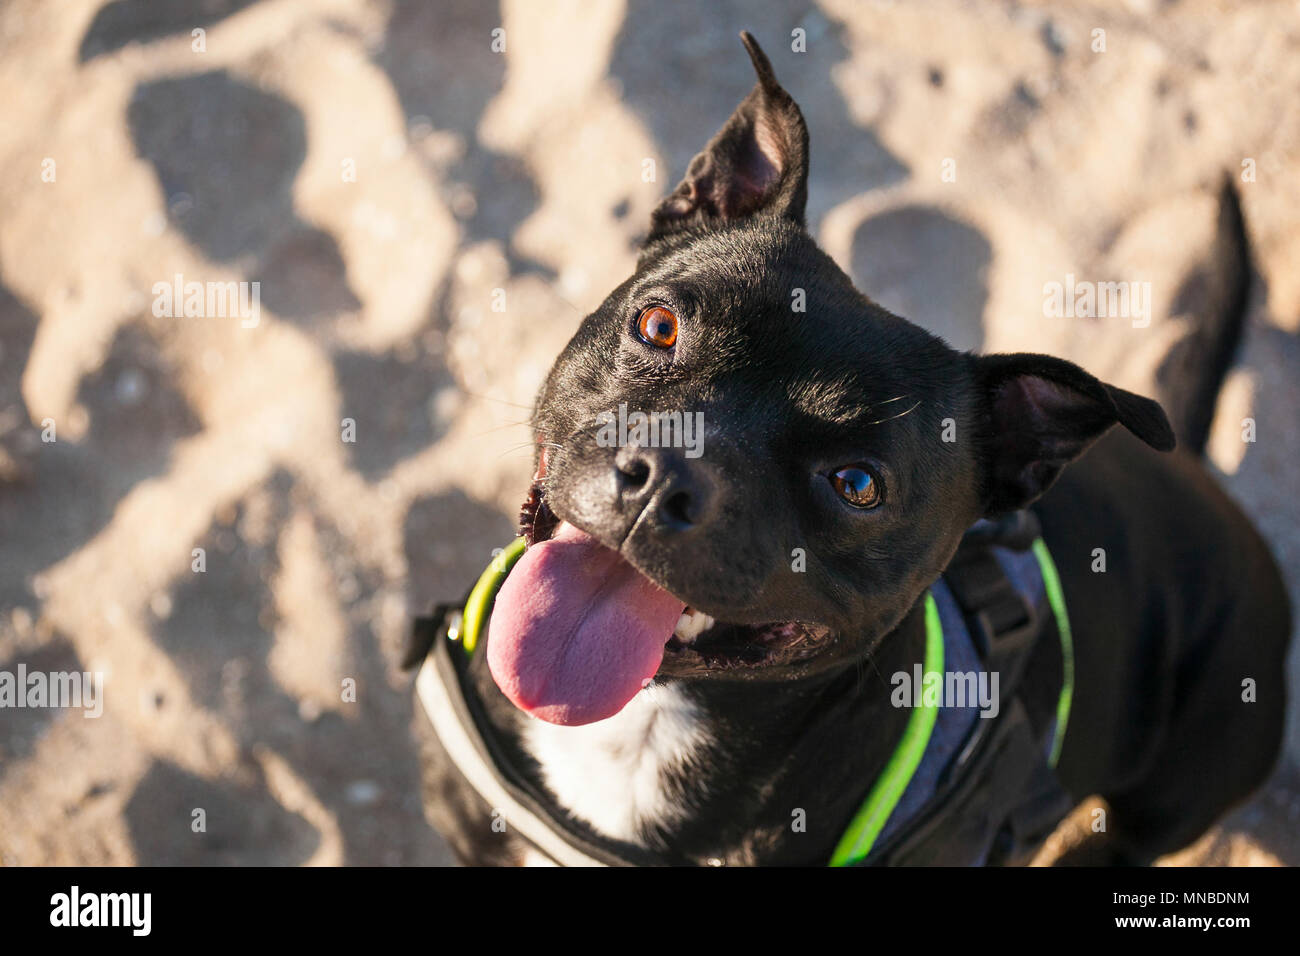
[485,477,833,726]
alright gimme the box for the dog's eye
[636,306,678,349]
[830,466,882,508]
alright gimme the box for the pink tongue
[487,523,685,725]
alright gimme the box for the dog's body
[413,35,1290,866]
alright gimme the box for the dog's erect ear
[646,32,809,243]
[976,353,1176,514]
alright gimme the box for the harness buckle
[402,602,465,670]
[944,548,1040,689]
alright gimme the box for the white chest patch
[525,683,708,846]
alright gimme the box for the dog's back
[1040,428,1289,862]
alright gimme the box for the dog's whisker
[466,420,537,442]
[495,443,543,461]
[863,400,922,426]
[456,389,537,412]
[537,280,589,320]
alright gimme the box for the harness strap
[832,524,1075,866]
[462,537,526,654]
[1031,539,1073,767]
[414,652,616,866]
[415,600,671,866]
[828,594,944,866]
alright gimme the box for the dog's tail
[1153,177,1252,456]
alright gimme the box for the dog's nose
[614,446,716,532]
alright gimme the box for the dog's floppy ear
[646,32,809,243]
[976,353,1175,514]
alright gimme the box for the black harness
[407,510,1075,866]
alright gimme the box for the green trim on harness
[1031,539,1074,768]
[829,592,945,867]
[460,536,527,654]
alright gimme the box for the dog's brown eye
[637,306,678,349]
[830,466,881,508]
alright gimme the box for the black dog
[410,33,1289,866]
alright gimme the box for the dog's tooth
[674,611,716,642]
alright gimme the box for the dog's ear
[646,32,809,243]
[975,353,1175,514]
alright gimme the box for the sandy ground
[0,0,1297,866]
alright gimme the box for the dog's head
[487,34,1174,725]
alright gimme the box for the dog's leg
[1051,812,1151,867]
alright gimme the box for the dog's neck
[474,598,929,865]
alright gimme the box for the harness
[409,510,1075,866]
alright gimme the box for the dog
[410,33,1290,866]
